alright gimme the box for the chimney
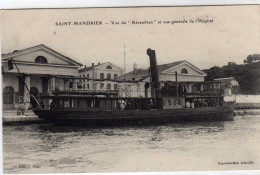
[92,63,94,67]
[147,48,160,98]
[133,62,137,73]
[85,65,87,68]
[98,62,100,65]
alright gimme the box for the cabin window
[64,100,69,107]
[69,82,73,88]
[181,68,188,74]
[114,84,118,90]
[107,83,111,90]
[106,65,112,69]
[100,73,104,80]
[107,73,111,80]
[3,86,14,104]
[100,83,104,89]
[168,99,172,106]
[114,74,118,79]
[35,56,48,64]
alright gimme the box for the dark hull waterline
[33,106,234,127]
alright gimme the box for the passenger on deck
[185,101,190,108]
[40,102,45,109]
[50,100,56,110]
[191,101,195,108]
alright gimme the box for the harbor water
[3,114,260,173]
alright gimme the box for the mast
[175,71,178,98]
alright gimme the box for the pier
[2,110,45,125]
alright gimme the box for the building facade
[78,62,123,93]
[2,44,82,110]
[117,60,221,98]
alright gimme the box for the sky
[1,5,260,72]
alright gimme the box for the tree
[244,54,260,64]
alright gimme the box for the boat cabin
[36,94,224,111]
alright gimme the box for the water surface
[3,115,260,173]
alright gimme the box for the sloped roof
[2,44,83,67]
[117,60,186,80]
[78,62,123,72]
[79,62,107,72]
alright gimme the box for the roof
[78,62,123,72]
[122,60,186,80]
[117,60,188,80]
[78,62,107,72]
[2,44,83,67]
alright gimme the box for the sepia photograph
[1,5,260,174]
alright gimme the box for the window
[106,65,112,69]
[100,83,104,89]
[107,73,111,80]
[100,73,104,80]
[35,56,48,63]
[87,74,90,78]
[87,84,90,89]
[107,83,111,90]
[3,86,14,104]
[114,74,118,79]
[114,84,118,90]
[181,68,188,74]
[69,82,73,88]
[83,74,85,77]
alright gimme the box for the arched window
[107,83,111,90]
[3,86,14,104]
[107,73,111,80]
[106,65,112,69]
[100,73,104,80]
[114,84,118,90]
[87,84,90,89]
[114,74,118,79]
[35,56,48,63]
[181,68,188,74]
[100,83,104,89]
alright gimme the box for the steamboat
[31,48,234,126]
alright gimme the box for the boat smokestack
[147,48,160,98]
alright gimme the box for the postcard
[1,5,260,174]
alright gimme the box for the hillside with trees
[204,54,260,94]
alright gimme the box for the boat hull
[33,105,234,126]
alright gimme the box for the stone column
[188,83,192,93]
[24,75,31,102]
[200,84,204,92]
